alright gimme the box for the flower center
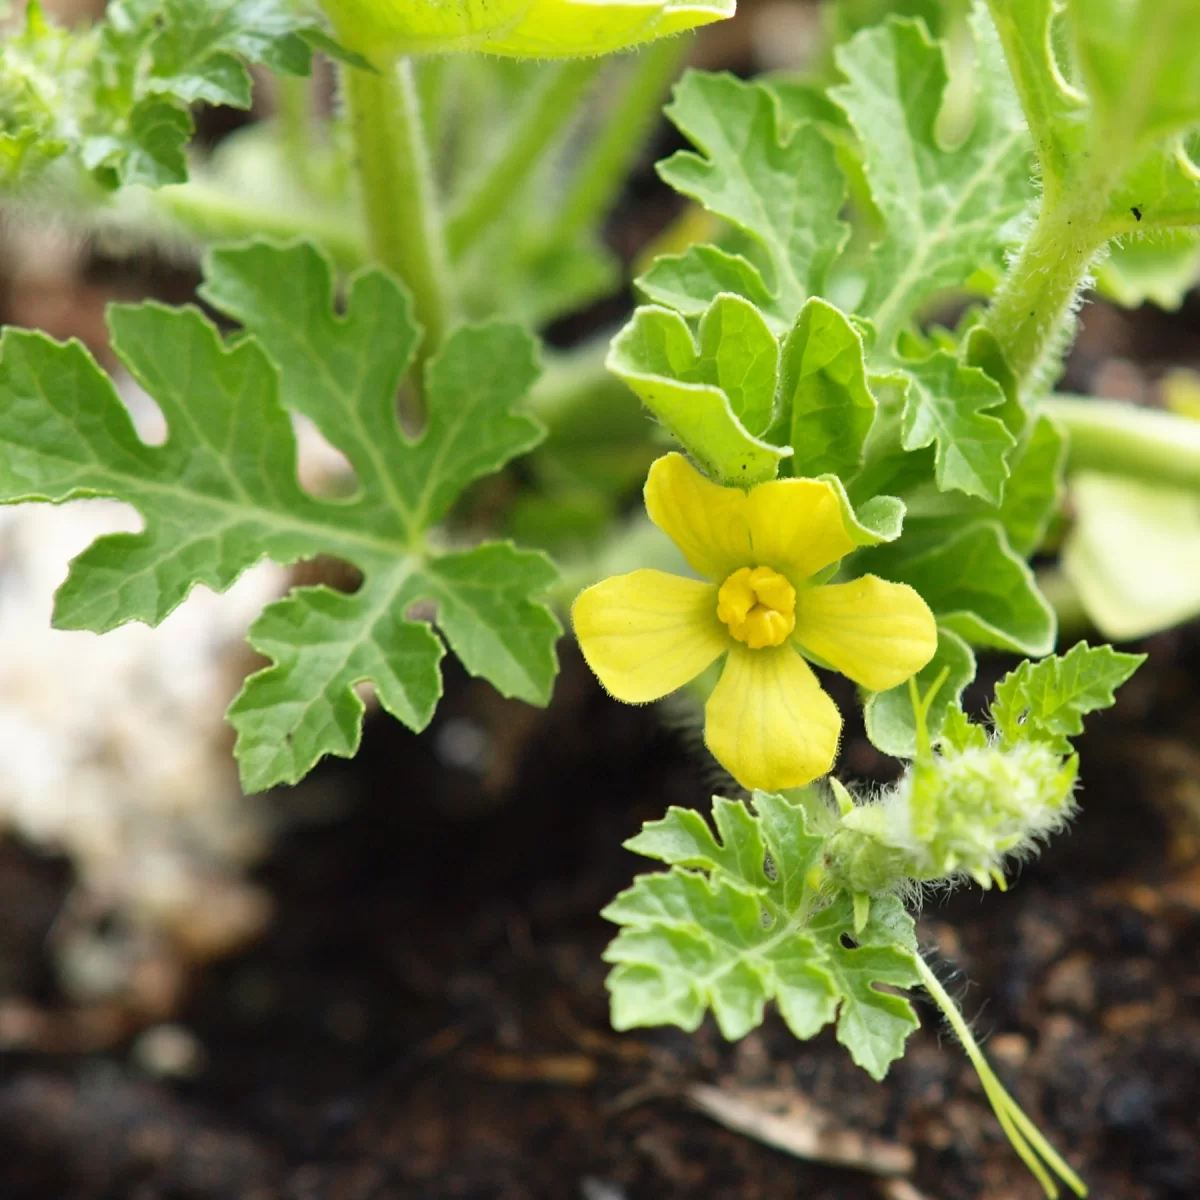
[716,566,797,649]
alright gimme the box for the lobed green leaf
[864,521,1055,656]
[831,9,1034,351]
[0,240,561,792]
[604,793,920,1078]
[605,302,791,486]
[780,298,876,481]
[645,70,849,332]
[991,641,1145,755]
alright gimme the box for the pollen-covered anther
[717,566,797,649]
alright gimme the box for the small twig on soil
[684,1082,916,1177]
[461,1049,598,1086]
[876,1179,938,1200]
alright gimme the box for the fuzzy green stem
[914,955,1087,1199]
[544,36,689,248]
[341,56,453,360]
[415,55,450,156]
[446,60,603,260]
[1041,395,1200,492]
[983,198,1108,390]
[143,182,367,270]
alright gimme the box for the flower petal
[704,644,842,790]
[793,575,938,692]
[479,0,736,57]
[644,453,752,582]
[573,569,727,703]
[323,0,734,58]
[746,477,857,580]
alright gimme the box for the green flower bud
[825,741,1078,895]
[320,0,735,60]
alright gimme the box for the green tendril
[915,955,1088,1199]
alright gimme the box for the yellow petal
[793,575,938,692]
[746,477,857,580]
[467,0,735,57]
[644,453,752,582]
[323,0,733,58]
[572,569,728,703]
[704,644,841,790]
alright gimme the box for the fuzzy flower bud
[825,741,1078,894]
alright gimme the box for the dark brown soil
[0,631,1197,1200]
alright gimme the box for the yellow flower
[572,454,938,791]
[321,0,735,59]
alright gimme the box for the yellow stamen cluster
[717,566,797,649]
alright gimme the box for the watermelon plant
[4,1,1200,1192]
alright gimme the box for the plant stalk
[446,60,603,260]
[340,55,454,362]
[545,36,689,249]
[914,954,1087,1199]
[142,183,367,270]
[1041,395,1200,492]
[983,196,1108,391]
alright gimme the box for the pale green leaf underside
[1096,230,1200,311]
[0,240,560,792]
[606,302,791,486]
[603,793,920,1080]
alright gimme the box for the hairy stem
[142,183,367,269]
[341,56,454,361]
[446,60,603,260]
[915,955,1087,1199]
[544,36,689,248]
[983,197,1108,390]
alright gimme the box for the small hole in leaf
[762,851,777,883]
[290,556,363,595]
[395,379,423,440]
[116,370,167,446]
[840,933,859,951]
[294,416,360,500]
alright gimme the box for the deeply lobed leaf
[991,642,1145,755]
[603,793,920,1080]
[831,9,1034,352]
[0,240,561,792]
[642,70,848,331]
